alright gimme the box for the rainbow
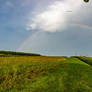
[70,22,92,30]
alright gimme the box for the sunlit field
[0,52,92,92]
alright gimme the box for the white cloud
[27,0,83,32]
[18,0,92,55]
[27,24,37,29]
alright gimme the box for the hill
[0,52,92,92]
[71,56,92,66]
[0,50,41,56]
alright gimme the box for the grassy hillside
[0,53,92,92]
[71,56,92,66]
[0,50,41,56]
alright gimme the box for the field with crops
[0,51,92,92]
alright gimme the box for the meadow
[72,56,92,65]
[0,51,92,92]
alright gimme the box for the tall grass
[0,56,92,92]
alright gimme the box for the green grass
[72,56,92,66]
[0,50,41,56]
[0,54,92,92]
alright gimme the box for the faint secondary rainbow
[70,22,92,30]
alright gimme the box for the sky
[0,0,92,56]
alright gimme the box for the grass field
[0,51,92,92]
[72,56,92,66]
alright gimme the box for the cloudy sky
[0,0,92,56]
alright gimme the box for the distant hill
[0,50,41,56]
